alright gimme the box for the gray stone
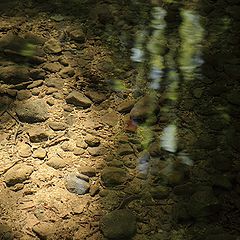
[0,223,14,240]
[66,90,92,108]
[4,163,34,186]
[65,173,90,195]
[100,209,137,239]
[15,99,49,123]
[101,167,128,187]
[27,126,49,142]
[44,38,62,53]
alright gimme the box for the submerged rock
[100,209,137,239]
[15,99,49,123]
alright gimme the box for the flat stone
[18,142,32,158]
[27,80,44,89]
[117,99,135,113]
[4,163,34,186]
[100,209,137,239]
[29,69,46,80]
[49,122,66,131]
[32,222,55,239]
[88,146,106,156]
[73,148,85,156]
[44,38,62,53]
[77,166,96,177]
[32,148,47,159]
[46,156,68,169]
[101,167,128,187]
[65,173,90,195]
[61,141,75,152]
[45,77,64,89]
[16,90,32,100]
[84,134,100,147]
[85,91,107,103]
[66,90,92,108]
[102,111,119,126]
[59,67,75,78]
[27,126,49,142]
[117,143,134,156]
[76,139,88,149]
[0,65,30,84]
[15,99,49,123]
[43,62,62,73]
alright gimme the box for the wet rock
[15,99,49,123]
[84,134,100,147]
[32,148,47,159]
[100,209,137,239]
[150,186,170,199]
[44,38,62,53]
[117,143,134,156]
[43,62,62,73]
[4,163,34,186]
[59,67,75,78]
[88,146,106,156]
[0,65,29,84]
[27,80,44,89]
[66,90,92,108]
[18,142,32,158]
[102,111,119,126]
[188,188,220,218]
[101,167,128,187]
[78,166,96,177]
[68,29,85,43]
[45,77,64,89]
[49,122,66,131]
[29,69,46,80]
[65,173,90,195]
[0,223,14,240]
[85,91,107,103]
[27,126,49,142]
[32,222,55,239]
[46,156,68,169]
[16,90,32,100]
[117,99,135,113]
[211,174,232,190]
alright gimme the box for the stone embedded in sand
[66,90,92,108]
[84,134,100,147]
[48,121,66,131]
[4,163,34,186]
[59,67,75,78]
[100,209,137,239]
[15,99,49,123]
[46,156,68,169]
[101,167,128,187]
[32,148,47,159]
[117,99,135,113]
[32,222,55,239]
[43,62,62,73]
[85,90,107,103]
[0,223,14,240]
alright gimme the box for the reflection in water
[179,9,204,81]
